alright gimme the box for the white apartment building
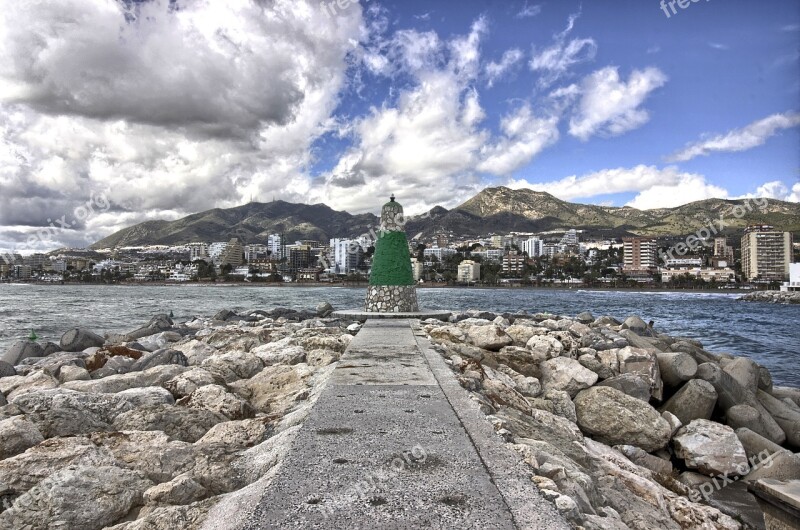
[458,260,481,283]
[267,234,283,259]
[521,237,543,257]
[330,238,364,274]
[423,246,456,261]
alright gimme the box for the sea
[1,284,798,386]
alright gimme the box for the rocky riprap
[739,290,800,305]
[0,305,359,529]
[423,310,800,530]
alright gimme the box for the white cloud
[516,2,542,19]
[0,0,363,250]
[477,105,560,175]
[568,66,667,140]
[508,165,727,209]
[486,49,524,87]
[737,180,800,203]
[529,10,597,87]
[708,42,729,50]
[667,112,800,162]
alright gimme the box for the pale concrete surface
[238,319,568,529]
[331,310,451,322]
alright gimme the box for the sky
[0,0,798,253]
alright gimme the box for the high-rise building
[410,257,423,281]
[288,245,312,273]
[741,226,792,281]
[502,251,526,275]
[330,238,364,274]
[245,244,269,261]
[521,237,543,257]
[208,242,228,263]
[188,243,209,262]
[457,260,480,283]
[219,238,244,267]
[622,237,658,271]
[267,234,283,260]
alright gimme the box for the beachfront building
[330,238,363,275]
[219,238,244,267]
[780,263,800,292]
[661,267,736,284]
[623,237,658,271]
[457,260,480,283]
[741,225,792,282]
[521,237,543,257]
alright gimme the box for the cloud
[516,2,542,19]
[477,105,560,175]
[486,49,524,87]
[568,66,667,140]
[508,165,728,209]
[667,112,800,162]
[708,42,730,50]
[0,0,362,251]
[529,10,597,87]
[737,180,800,203]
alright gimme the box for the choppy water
[0,284,798,386]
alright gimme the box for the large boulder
[181,384,255,420]
[230,364,314,416]
[465,325,513,351]
[130,348,188,372]
[196,418,271,448]
[697,363,785,445]
[201,352,263,383]
[60,328,105,352]
[756,390,800,448]
[660,379,717,426]
[315,302,334,317]
[616,347,663,401]
[2,341,44,365]
[574,386,671,452]
[164,368,225,399]
[0,416,44,459]
[722,357,760,395]
[673,420,749,477]
[0,360,16,378]
[62,365,188,394]
[598,373,651,402]
[656,352,697,389]
[526,335,564,359]
[112,404,226,442]
[540,357,598,398]
[0,465,152,530]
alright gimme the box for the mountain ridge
[91,187,800,248]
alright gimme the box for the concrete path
[241,320,568,529]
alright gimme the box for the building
[623,237,658,271]
[208,242,229,263]
[661,267,736,284]
[741,226,792,282]
[267,234,283,260]
[663,257,704,268]
[330,238,364,274]
[13,265,32,279]
[24,253,48,270]
[502,252,526,275]
[521,237,543,257]
[288,245,312,273]
[410,257,423,281]
[780,263,800,292]
[713,237,734,262]
[457,260,480,283]
[219,238,244,267]
[188,243,209,262]
[423,246,456,261]
[245,244,269,261]
[559,229,579,246]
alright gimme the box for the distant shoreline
[0,281,758,294]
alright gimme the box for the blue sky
[0,0,798,251]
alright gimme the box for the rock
[598,373,652,402]
[196,418,271,447]
[660,379,718,426]
[756,389,800,448]
[92,355,136,378]
[171,340,218,366]
[615,445,673,475]
[542,389,577,423]
[622,315,652,335]
[58,365,91,383]
[346,323,361,334]
[60,328,105,352]
[769,386,800,407]
[735,428,790,461]
[576,311,594,324]
[41,342,62,356]
[617,347,663,401]
[656,352,697,389]
[201,351,263,383]
[526,335,564,359]
[493,346,541,378]
[742,451,800,482]
[130,348,189,372]
[0,416,44,459]
[428,325,467,344]
[136,331,184,353]
[250,343,306,366]
[315,302,334,317]
[661,410,683,438]
[465,325,513,351]
[0,360,16,378]
[482,379,532,414]
[504,325,544,347]
[63,365,188,394]
[726,404,762,433]
[673,420,750,476]
[164,368,224,399]
[182,384,255,420]
[213,309,237,321]
[495,406,584,457]
[112,404,226,443]
[578,352,615,380]
[2,371,59,400]
[757,366,773,393]
[2,341,44,365]
[0,465,152,530]
[143,473,207,505]
[540,357,598,398]
[0,393,6,406]
[697,362,785,445]
[230,364,314,416]
[722,357,760,395]
[305,349,339,367]
[574,386,671,452]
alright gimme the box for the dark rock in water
[2,341,45,365]
[60,328,105,352]
[0,360,17,378]
[316,301,334,318]
[213,309,237,321]
[575,311,594,325]
[598,373,652,402]
[622,315,657,337]
[41,342,62,356]
[131,349,189,372]
[593,315,621,327]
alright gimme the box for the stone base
[364,285,419,312]
[331,310,451,322]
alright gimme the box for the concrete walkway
[242,320,568,529]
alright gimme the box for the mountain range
[92,187,800,248]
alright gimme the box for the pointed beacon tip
[390,194,396,202]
